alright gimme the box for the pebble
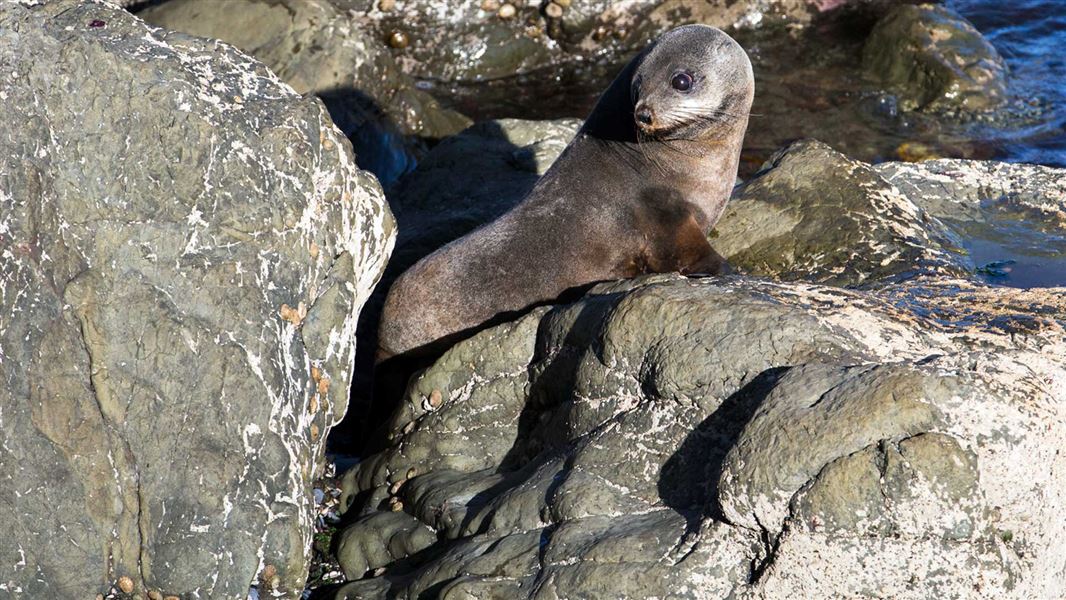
[545,2,563,18]
[378,0,395,10]
[428,389,443,408]
[118,576,135,594]
[387,30,409,49]
[480,0,499,11]
[896,141,941,162]
[497,3,516,19]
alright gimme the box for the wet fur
[378,25,754,363]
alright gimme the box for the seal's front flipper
[682,243,733,277]
[670,215,733,277]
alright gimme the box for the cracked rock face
[331,120,1066,597]
[335,275,1066,598]
[0,0,393,597]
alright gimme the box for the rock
[333,274,1066,598]
[329,0,909,84]
[876,159,1066,288]
[875,159,1066,224]
[0,1,393,597]
[713,139,971,286]
[334,511,436,579]
[863,4,1008,113]
[139,0,472,187]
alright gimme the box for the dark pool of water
[944,213,1066,289]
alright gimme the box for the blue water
[949,0,1066,168]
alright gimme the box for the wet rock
[329,0,908,84]
[332,272,1066,598]
[876,159,1066,288]
[713,139,971,286]
[876,159,1066,223]
[0,1,393,597]
[863,3,1008,113]
[139,0,472,187]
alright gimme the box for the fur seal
[378,24,754,362]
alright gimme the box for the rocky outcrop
[863,3,1008,113]
[330,118,1066,597]
[0,1,393,597]
[334,272,1066,598]
[140,0,472,187]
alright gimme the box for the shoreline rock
[0,1,393,596]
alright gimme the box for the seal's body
[378,25,754,361]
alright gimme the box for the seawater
[946,0,1066,287]
[950,0,1066,168]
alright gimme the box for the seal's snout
[635,104,655,130]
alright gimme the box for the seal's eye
[671,72,693,92]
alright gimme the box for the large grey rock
[0,0,393,597]
[333,274,1066,598]
[863,3,1008,113]
[140,0,472,187]
[713,139,971,286]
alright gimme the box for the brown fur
[378,25,754,363]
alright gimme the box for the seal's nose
[635,105,654,127]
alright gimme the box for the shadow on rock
[657,366,790,529]
[318,87,422,191]
[336,120,547,455]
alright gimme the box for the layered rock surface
[0,0,393,597]
[333,120,1066,598]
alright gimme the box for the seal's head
[631,25,754,140]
